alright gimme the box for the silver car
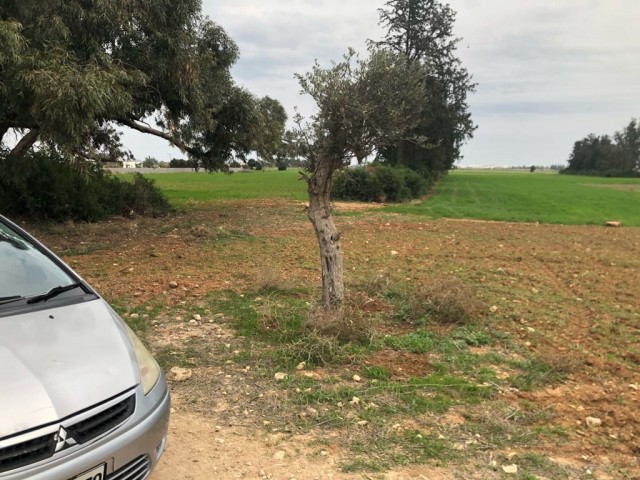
[0,215,169,479]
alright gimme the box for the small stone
[193,314,201,321]
[175,316,183,322]
[273,450,286,460]
[167,366,192,382]
[502,464,518,474]
[527,327,535,333]
[605,221,621,227]
[390,250,399,255]
[274,372,288,381]
[254,297,263,302]
[349,396,360,406]
[130,313,139,319]
[320,450,328,456]
[357,420,368,426]
[490,305,498,313]
[296,362,306,370]
[189,319,198,326]
[586,417,602,428]
[306,407,319,417]
[169,281,179,289]
[629,384,639,391]
[352,375,362,382]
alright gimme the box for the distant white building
[122,160,138,169]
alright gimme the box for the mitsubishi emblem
[54,426,77,452]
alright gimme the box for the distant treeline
[561,119,640,177]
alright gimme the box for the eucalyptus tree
[375,0,476,175]
[0,0,285,169]
[294,49,427,305]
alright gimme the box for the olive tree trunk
[306,161,344,306]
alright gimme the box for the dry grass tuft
[305,294,375,344]
[407,277,485,325]
[253,267,291,292]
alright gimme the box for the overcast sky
[124,0,640,167]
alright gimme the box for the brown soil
[31,199,640,479]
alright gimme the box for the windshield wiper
[0,295,24,305]
[26,283,83,304]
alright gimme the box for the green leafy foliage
[332,165,430,202]
[375,0,477,175]
[0,0,286,169]
[562,118,640,177]
[0,150,170,221]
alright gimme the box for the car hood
[0,299,138,439]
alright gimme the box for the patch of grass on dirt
[379,278,486,326]
[497,452,574,479]
[508,355,579,391]
[342,428,454,473]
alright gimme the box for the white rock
[352,375,362,382]
[502,464,518,474]
[390,250,399,256]
[273,450,286,460]
[274,372,288,381]
[629,384,639,391]
[189,319,198,326]
[586,417,602,428]
[490,306,498,313]
[167,366,192,382]
[169,281,179,289]
[296,362,306,370]
[357,420,368,426]
[193,314,201,321]
[349,396,360,406]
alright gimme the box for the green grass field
[385,171,640,226]
[137,169,640,226]
[142,170,307,205]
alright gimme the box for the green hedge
[0,151,170,221]
[331,165,431,202]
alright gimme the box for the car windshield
[0,221,76,300]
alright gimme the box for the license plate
[72,464,106,480]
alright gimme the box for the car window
[0,222,76,299]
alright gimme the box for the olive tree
[294,49,428,306]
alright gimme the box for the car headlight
[124,323,161,395]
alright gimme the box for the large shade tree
[375,0,476,175]
[294,49,428,306]
[0,0,285,169]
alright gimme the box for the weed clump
[305,294,375,344]
[399,278,485,325]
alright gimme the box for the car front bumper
[1,376,170,480]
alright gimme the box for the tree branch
[9,128,40,158]
[117,118,198,156]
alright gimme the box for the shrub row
[0,151,170,222]
[331,165,431,203]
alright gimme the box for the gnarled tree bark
[9,128,40,158]
[306,161,344,306]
